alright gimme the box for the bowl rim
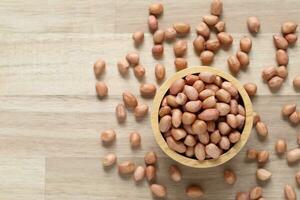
[151,66,253,168]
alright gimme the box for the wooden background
[0,0,299,199]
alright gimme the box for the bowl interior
[151,66,253,168]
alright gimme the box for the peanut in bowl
[151,66,253,168]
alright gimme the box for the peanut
[159,115,172,132]
[175,93,188,105]
[133,64,145,79]
[95,82,108,97]
[169,164,182,182]
[144,151,157,165]
[196,22,210,38]
[224,170,236,185]
[262,66,277,81]
[152,44,164,58]
[277,66,288,79]
[293,75,300,88]
[218,122,231,135]
[216,103,231,116]
[205,39,221,52]
[174,40,188,57]
[275,139,287,154]
[94,59,105,78]
[185,74,199,85]
[159,106,171,117]
[194,143,206,161]
[205,143,221,159]
[130,132,141,148]
[216,89,231,103]
[289,111,300,124]
[268,76,283,90]
[249,186,263,200]
[199,72,216,83]
[140,83,156,98]
[193,36,205,53]
[247,148,258,160]
[166,95,179,107]
[286,148,300,163]
[132,31,144,45]
[215,21,226,32]
[281,21,298,34]
[148,15,158,33]
[182,112,197,125]
[243,82,257,96]
[126,52,139,65]
[101,129,116,144]
[219,136,230,150]
[284,184,297,200]
[118,161,136,175]
[146,165,156,181]
[199,89,215,100]
[166,136,186,153]
[102,153,117,167]
[149,3,163,16]
[184,135,197,146]
[210,130,221,144]
[282,104,296,116]
[117,59,130,75]
[256,168,272,181]
[171,128,187,141]
[236,192,250,200]
[165,27,177,41]
[173,22,190,35]
[198,109,220,121]
[185,185,204,198]
[198,132,210,145]
[150,184,167,198]
[217,32,233,46]
[174,58,188,71]
[230,99,238,115]
[153,29,165,44]
[235,51,249,68]
[296,172,300,186]
[222,81,238,97]
[186,146,195,157]
[240,36,252,53]
[276,49,289,66]
[273,34,288,50]
[253,112,261,125]
[256,121,268,137]
[202,96,217,109]
[227,55,241,74]
[229,131,241,143]
[155,63,165,81]
[247,16,260,33]
[192,120,207,135]
[210,0,223,15]
[172,109,183,128]
[200,50,215,64]
[227,114,238,129]
[122,91,138,109]
[185,100,202,112]
[134,104,148,118]
[257,150,269,164]
[184,85,199,101]
[203,15,219,26]
[116,103,127,123]
[285,33,298,45]
[133,166,145,182]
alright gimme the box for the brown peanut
[182,112,197,125]
[194,143,206,161]
[172,109,183,128]
[165,27,177,41]
[123,91,138,109]
[173,22,190,35]
[289,111,300,124]
[148,15,158,33]
[229,131,241,143]
[236,192,250,200]
[101,129,116,144]
[198,109,220,121]
[117,59,130,75]
[175,93,188,105]
[227,55,241,74]
[205,143,221,159]
[149,3,164,16]
[277,66,288,79]
[185,100,202,112]
[257,150,269,164]
[236,51,249,68]
[116,103,127,123]
[174,40,188,57]
[134,64,145,79]
[152,44,164,58]
[256,121,268,137]
[285,33,298,45]
[150,184,167,198]
[217,32,233,46]
[282,104,296,117]
[133,165,145,182]
[140,83,156,98]
[268,76,283,90]
[210,0,223,15]
[94,59,105,78]
[170,79,185,95]
[118,161,136,175]
[155,63,165,81]
[130,132,141,148]
[126,52,139,65]
[281,21,298,34]
[146,165,156,181]
[216,89,231,103]
[293,75,300,88]
[219,136,230,150]
[169,164,182,182]
[193,36,205,53]
[184,135,197,146]
[203,15,219,26]
[262,66,277,81]
[240,36,252,53]
[284,184,297,200]
[253,112,261,125]
[256,168,272,181]
[166,136,186,153]
[247,148,258,160]
[243,82,257,96]
[224,169,236,185]
[275,139,287,154]
[159,115,172,132]
[196,22,210,38]
[247,16,260,33]
[184,85,199,101]
[215,21,226,32]
[153,29,165,44]
[250,186,263,200]
[95,82,108,97]
[174,58,188,71]
[132,31,144,45]
[276,49,289,66]
[185,185,204,198]
[144,151,157,165]
[273,34,288,49]
[171,128,187,141]
[205,39,221,52]
[200,50,215,64]
[286,148,300,163]
[102,153,117,167]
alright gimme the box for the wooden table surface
[0,0,299,199]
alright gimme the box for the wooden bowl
[151,66,253,168]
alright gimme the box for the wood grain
[0,0,299,199]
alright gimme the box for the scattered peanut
[275,139,287,154]
[215,21,226,32]
[210,0,223,16]
[130,132,141,148]
[224,169,237,185]
[268,76,284,90]
[249,186,263,200]
[240,36,252,53]
[155,63,165,81]
[144,151,157,165]
[293,75,300,88]
[247,16,260,33]
[289,111,300,124]
[205,38,221,52]
[174,40,188,57]
[196,22,210,38]
[227,55,241,74]
[282,104,297,117]
[203,15,219,26]
[133,64,145,79]
[122,91,138,109]
[133,166,145,182]
[247,148,258,160]
[273,34,289,50]
[149,3,164,16]
[117,59,130,75]
[200,50,215,64]
[284,184,297,200]
[132,31,144,45]
[174,58,188,71]
[150,184,167,198]
[101,129,116,144]
[285,33,298,45]
[94,59,105,78]
[148,15,158,33]
[217,32,233,46]
[236,51,249,67]
[126,52,139,66]
[118,161,136,175]
[165,27,177,41]
[95,82,108,97]
[173,22,190,35]
[256,121,268,137]
[116,103,127,123]
[281,21,298,35]
[193,36,205,53]
[134,103,149,118]
[256,168,272,181]
[152,44,164,58]
[169,164,182,182]
[146,165,156,181]
[140,83,157,98]
[102,153,117,167]
[276,49,289,66]
[185,185,204,198]
[257,150,269,164]
[286,148,300,163]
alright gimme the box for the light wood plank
[0,158,45,200]
[0,0,116,33]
